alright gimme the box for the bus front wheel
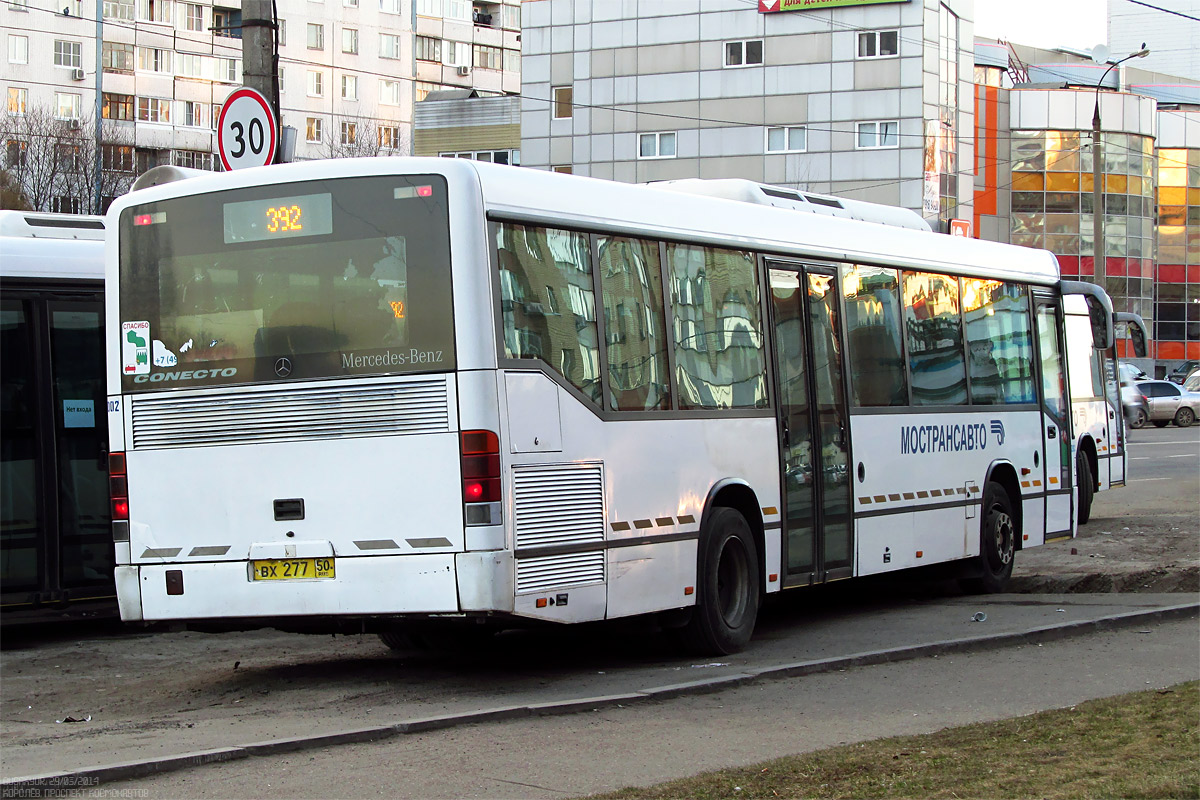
[960,481,1015,594]
[1076,452,1094,524]
[682,507,760,655]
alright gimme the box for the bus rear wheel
[960,481,1015,594]
[681,507,760,655]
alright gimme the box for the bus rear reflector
[109,451,129,521]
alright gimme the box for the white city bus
[105,159,1112,654]
[1064,292,1149,523]
[1,212,115,623]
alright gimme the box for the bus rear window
[118,175,454,391]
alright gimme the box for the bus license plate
[251,558,335,581]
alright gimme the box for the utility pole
[239,0,279,162]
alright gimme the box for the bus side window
[598,236,671,411]
[842,264,907,406]
[497,223,602,406]
[903,271,968,406]
[964,280,1035,404]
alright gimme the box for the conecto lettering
[133,368,238,383]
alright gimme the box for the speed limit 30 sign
[218,87,277,170]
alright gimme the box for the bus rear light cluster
[109,452,129,521]
[461,430,501,526]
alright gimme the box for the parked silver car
[1135,379,1200,427]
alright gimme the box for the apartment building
[1,0,522,211]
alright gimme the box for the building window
[55,143,82,172]
[54,40,83,69]
[766,126,806,153]
[342,28,359,54]
[102,41,134,74]
[379,79,401,106]
[552,165,573,174]
[445,0,468,20]
[856,120,899,149]
[221,58,240,83]
[7,87,28,116]
[724,39,763,68]
[174,150,212,170]
[341,120,356,145]
[137,0,172,22]
[474,44,502,70]
[102,144,134,172]
[380,33,401,59]
[308,70,324,97]
[8,34,28,65]
[501,3,519,29]
[440,150,519,165]
[176,52,204,78]
[55,92,81,119]
[857,30,899,58]
[52,197,83,214]
[504,48,519,73]
[102,91,133,121]
[414,81,437,102]
[638,132,677,159]
[415,36,440,62]
[379,0,400,12]
[416,0,441,15]
[378,125,400,150]
[103,0,133,18]
[183,2,202,31]
[183,100,203,127]
[344,0,358,8]
[341,74,358,100]
[552,86,572,119]
[444,40,469,67]
[7,140,28,169]
[306,117,323,143]
[307,23,324,50]
[212,6,240,38]
[136,96,169,122]
[138,47,171,73]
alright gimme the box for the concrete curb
[3,601,1195,796]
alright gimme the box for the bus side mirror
[1084,296,1114,351]
[1114,312,1149,358]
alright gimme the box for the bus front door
[1034,299,1073,538]
[768,266,852,586]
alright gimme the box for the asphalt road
[1125,422,1200,492]
[96,617,1199,800]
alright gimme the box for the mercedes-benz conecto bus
[105,159,1114,654]
[1,211,114,623]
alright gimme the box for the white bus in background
[1,212,115,623]
[104,159,1113,654]
[1063,292,1149,523]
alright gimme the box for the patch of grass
[590,681,1199,800]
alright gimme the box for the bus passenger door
[1034,299,1072,538]
[768,266,852,585]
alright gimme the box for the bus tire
[1076,451,1094,525]
[961,481,1015,594]
[682,507,760,655]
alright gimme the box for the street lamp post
[1091,44,1150,288]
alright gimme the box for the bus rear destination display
[223,192,333,244]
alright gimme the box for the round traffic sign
[218,87,277,170]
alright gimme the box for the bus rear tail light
[461,430,501,526]
[109,451,129,521]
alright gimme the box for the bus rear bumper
[128,554,461,622]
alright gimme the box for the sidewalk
[3,591,1195,790]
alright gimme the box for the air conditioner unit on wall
[71,68,85,81]
[456,65,470,76]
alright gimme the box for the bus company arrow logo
[990,420,1005,446]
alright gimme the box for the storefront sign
[760,0,908,12]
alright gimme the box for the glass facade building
[1155,147,1200,360]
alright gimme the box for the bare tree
[307,111,411,160]
[0,104,136,214]
[0,169,32,210]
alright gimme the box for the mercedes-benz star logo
[274,357,293,378]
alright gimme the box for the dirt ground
[1,474,1196,780]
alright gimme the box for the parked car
[1167,360,1199,384]
[1119,362,1149,383]
[1135,379,1200,427]
[1184,369,1200,394]
[1121,380,1149,429]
